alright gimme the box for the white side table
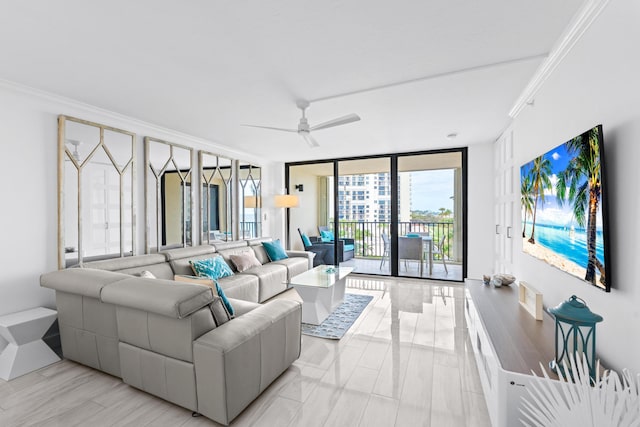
[0,307,60,381]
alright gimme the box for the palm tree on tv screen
[556,127,604,285]
[528,155,552,244]
[521,173,534,238]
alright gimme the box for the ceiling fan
[242,100,360,148]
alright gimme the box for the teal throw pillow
[301,233,312,247]
[190,257,234,280]
[214,280,234,316]
[320,230,334,241]
[406,233,421,238]
[262,240,289,261]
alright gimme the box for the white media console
[464,279,559,426]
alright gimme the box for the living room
[1,0,639,425]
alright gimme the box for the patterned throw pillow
[190,257,234,280]
[229,252,261,272]
[262,240,289,261]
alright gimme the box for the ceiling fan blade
[301,132,320,148]
[310,113,361,131]
[241,124,297,133]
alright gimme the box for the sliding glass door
[286,148,466,282]
[337,158,392,275]
[396,152,463,280]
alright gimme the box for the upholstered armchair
[298,229,332,266]
[307,227,355,262]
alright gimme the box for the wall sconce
[295,184,304,192]
[549,295,603,381]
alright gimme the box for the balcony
[330,221,462,281]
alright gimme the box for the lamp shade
[274,194,299,208]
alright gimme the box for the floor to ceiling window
[286,148,466,282]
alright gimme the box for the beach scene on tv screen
[520,126,606,289]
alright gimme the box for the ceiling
[0,0,584,163]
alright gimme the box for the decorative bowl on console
[494,274,516,286]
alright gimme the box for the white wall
[288,169,321,251]
[467,143,495,279]
[509,0,640,372]
[0,81,275,316]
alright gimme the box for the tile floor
[0,276,490,426]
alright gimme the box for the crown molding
[0,77,262,163]
[509,0,611,118]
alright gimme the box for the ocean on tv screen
[523,222,605,271]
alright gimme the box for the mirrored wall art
[58,115,136,268]
[144,137,194,253]
[200,151,234,243]
[238,162,261,239]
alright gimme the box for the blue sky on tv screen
[520,140,603,230]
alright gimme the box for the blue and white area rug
[301,293,374,340]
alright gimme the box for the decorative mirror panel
[58,115,136,269]
[238,162,261,239]
[200,151,234,243]
[145,137,194,252]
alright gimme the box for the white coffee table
[289,265,354,325]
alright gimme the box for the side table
[0,307,60,381]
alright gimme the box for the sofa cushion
[163,246,217,276]
[229,252,262,272]
[239,264,288,302]
[83,254,174,280]
[262,240,288,262]
[344,244,355,252]
[272,257,309,281]
[190,257,234,280]
[217,275,259,303]
[250,245,271,265]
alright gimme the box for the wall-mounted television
[520,125,610,292]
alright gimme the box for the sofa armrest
[193,299,301,424]
[286,250,315,269]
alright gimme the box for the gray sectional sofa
[40,239,312,425]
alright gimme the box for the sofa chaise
[40,239,311,425]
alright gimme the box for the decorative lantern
[548,295,603,380]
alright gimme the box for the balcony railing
[330,221,455,261]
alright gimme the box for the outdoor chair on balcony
[379,233,390,270]
[399,236,424,276]
[432,235,448,274]
[298,229,331,266]
[298,229,355,264]
[310,227,355,262]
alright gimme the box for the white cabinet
[465,279,560,427]
[494,129,516,275]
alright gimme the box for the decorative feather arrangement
[520,355,640,427]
